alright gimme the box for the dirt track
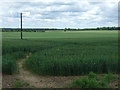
[2,54,119,88]
[2,54,80,88]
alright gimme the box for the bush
[70,77,101,88]
[103,73,118,83]
[69,72,117,88]
[71,77,89,88]
[88,72,97,79]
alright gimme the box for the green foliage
[71,77,89,88]
[2,55,18,74]
[12,51,27,60]
[103,73,118,83]
[118,86,120,89]
[87,78,100,88]
[88,72,97,79]
[2,51,29,74]
[24,42,118,75]
[69,73,101,88]
[12,81,29,88]
[2,31,118,75]
[69,72,117,88]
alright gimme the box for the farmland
[2,31,119,88]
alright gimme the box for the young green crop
[24,41,118,75]
[2,54,18,74]
[2,31,118,75]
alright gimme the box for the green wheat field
[2,31,119,75]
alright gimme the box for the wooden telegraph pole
[20,13,23,39]
[20,12,30,39]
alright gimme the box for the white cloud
[0,0,118,28]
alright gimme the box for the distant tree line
[2,28,64,32]
[64,27,120,31]
[1,27,120,32]
[81,27,120,30]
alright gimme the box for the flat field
[2,31,118,75]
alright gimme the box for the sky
[0,0,119,29]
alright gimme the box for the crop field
[2,31,119,76]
